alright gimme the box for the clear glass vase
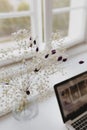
[12,95,38,121]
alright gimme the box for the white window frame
[43,0,87,48]
[31,0,43,44]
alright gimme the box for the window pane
[0,17,31,43]
[69,8,86,41]
[52,0,70,9]
[0,0,31,13]
[70,0,86,8]
[52,13,69,37]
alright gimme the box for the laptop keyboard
[72,114,87,130]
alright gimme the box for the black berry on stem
[30,37,32,40]
[26,90,30,95]
[36,47,39,52]
[57,56,62,61]
[34,68,40,73]
[45,54,49,59]
[79,60,84,64]
[33,40,36,45]
[62,58,67,62]
[51,50,56,55]
[30,44,32,47]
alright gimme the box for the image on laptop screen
[55,72,87,121]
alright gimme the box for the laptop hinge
[66,120,75,130]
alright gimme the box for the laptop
[54,71,87,130]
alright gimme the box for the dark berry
[34,68,39,72]
[63,58,67,62]
[51,50,56,55]
[30,37,32,40]
[57,56,62,61]
[30,44,32,47]
[36,47,39,52]
[26,90,30,95]
[33,40,36,45]
[5,82,9,85]
[45,54,49,58]
[79,60,84,64]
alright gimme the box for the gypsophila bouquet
[0,29,69,119]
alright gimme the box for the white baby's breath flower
[0,29,68,116]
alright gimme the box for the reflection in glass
[60,89,72,106]
[0,17,31,43]
[52,13,69,37]
[52,0,70,9]
[78,81,87,96]
[0,0,30,13]
[70,85,80,101]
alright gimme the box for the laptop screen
[54,72,87,123]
